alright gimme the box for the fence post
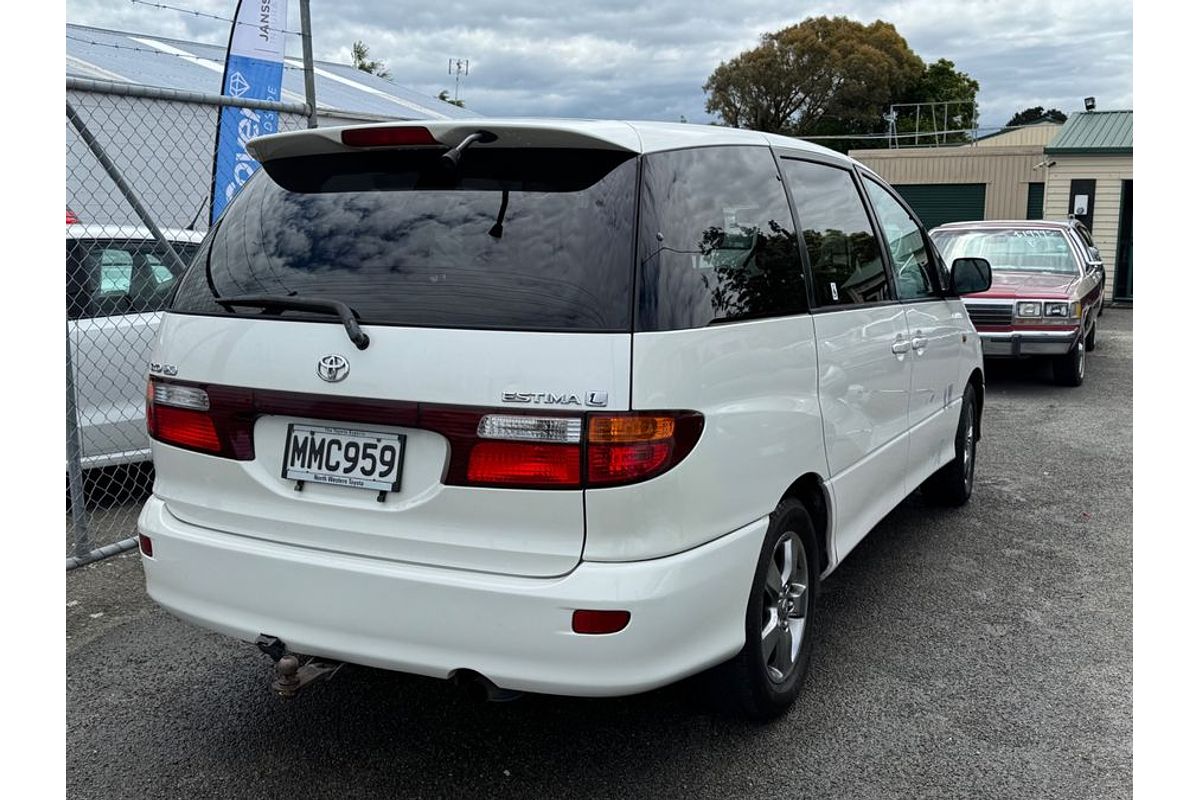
[65,99,190,278]
[66,322,92,559]
[300,0,319,129]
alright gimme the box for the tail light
[146,379,255,459]
[66,207,80,224]
[145,379,702,489]
[442,410,701,489]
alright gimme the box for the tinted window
[66,238,198,321]
[863,178,938,300]
[1074,223,1095,248]
[781,159,888,307]
[172,149,637,332]
[636,146,805,331]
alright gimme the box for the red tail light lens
[586,412,703,486]
[341,126,439,147]
[467,442,581,487]
[572,610,631,634]
[151,405,221,452]
[138,533,154,558]
[66,207,80,224]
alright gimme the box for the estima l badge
[316,354,350,383]
[501,390,609,407]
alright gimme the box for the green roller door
[893,184,986,228]
[1026,182,1045,219]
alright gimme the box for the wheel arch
[780,473,831,575]
[967,367,984,441]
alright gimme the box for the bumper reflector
[572,609,631,634]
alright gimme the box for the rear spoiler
[247,120,642,163]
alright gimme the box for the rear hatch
[150,127,639,577]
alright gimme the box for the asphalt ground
[66,308,1132,800]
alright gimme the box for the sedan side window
[863,178,938,301]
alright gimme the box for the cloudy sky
[66,0,1132,129]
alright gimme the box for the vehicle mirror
[951,257,992,295]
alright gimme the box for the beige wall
[975,123,1062,148]
[851,145,1048,220]
[1043,154,1133,300]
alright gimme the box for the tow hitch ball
[255,634,342,700]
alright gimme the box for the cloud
[66,0,1132,127]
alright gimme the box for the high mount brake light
[145,380,703,489]
[340,126,440,148]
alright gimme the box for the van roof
[247,119,847,164]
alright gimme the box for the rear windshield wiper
[215,294,370,350]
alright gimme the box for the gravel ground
[67,309,1132,800]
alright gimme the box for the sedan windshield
[931,228,1080,275]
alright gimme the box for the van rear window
[171,148,637,332]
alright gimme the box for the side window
[66,239,196,320]
[780,159,889,307]
[637,146,805,331]
[1075,223,1095,248]
[862,178,938,301]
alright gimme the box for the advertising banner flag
[210,0,288,223]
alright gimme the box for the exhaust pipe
[451,670,523,703]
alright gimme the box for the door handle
[911,336,929,352]
[891,340,912,355]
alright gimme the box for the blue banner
[210,1,288,224]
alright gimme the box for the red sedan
[930,220,1103,386]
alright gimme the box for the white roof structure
[66,23,477,121]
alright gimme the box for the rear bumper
[138,497,764,697]
[979,328,1080,357]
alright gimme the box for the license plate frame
[281,423,406,494]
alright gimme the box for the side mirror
[951,257,992,295]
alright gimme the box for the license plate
[282,424,405,493]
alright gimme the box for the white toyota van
[138,120,990,718]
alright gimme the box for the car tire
[922,384,978,507]
[705,499,819,720]
[1085,320,1097,352]
[1053,340,1086,387]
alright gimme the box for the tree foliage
[704,17,923,136]
[351,41,390,79]
[703,17,980,152]
[1006,106,1068,127]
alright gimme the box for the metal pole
[299,0,319,128]
[66,322,92,559]
[65,100,190,277]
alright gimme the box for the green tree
[437,89,466,108]
[351,41,390,79]
[703,17,924,135]
[1006,106,1068,127]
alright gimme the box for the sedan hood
[969,270,1079,300]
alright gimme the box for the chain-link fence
[66,78,312,567]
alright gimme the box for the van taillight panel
[146,379,702,488]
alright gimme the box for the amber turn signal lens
[588,415,675,443]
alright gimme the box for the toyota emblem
[317,354,350,383]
